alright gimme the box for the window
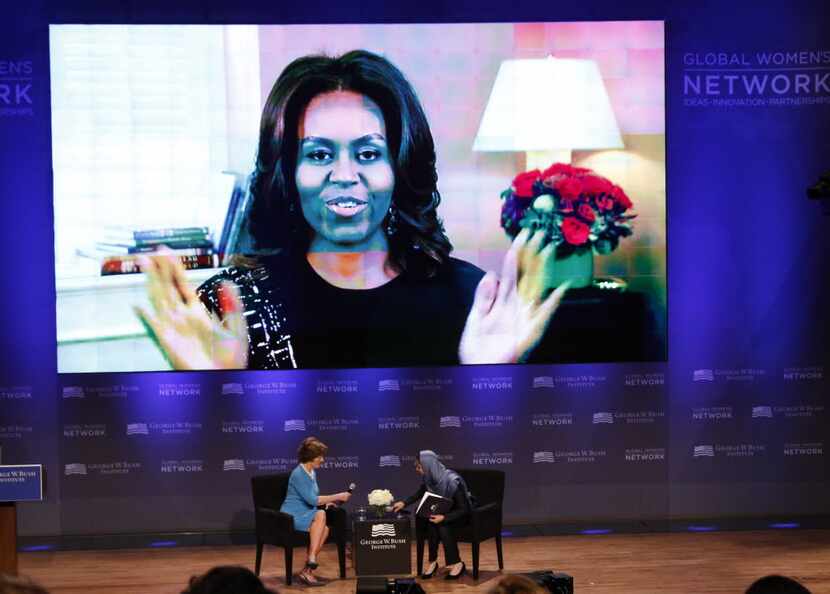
[50,25,257,280]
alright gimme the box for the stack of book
[81,226,217,276]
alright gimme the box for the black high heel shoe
[422,561,438,579]
[444,562,466,580]
[306,560,319,570]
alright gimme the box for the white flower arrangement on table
[367,489,394,517]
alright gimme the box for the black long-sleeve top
[198,255,484,369]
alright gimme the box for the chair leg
[337,534,347,578]
[496,533,504,570]
[416,531,425,576]
[471,541,480,580]
[255,541,263,576]
[284,546,293,585]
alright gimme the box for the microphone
[348,482,356,493]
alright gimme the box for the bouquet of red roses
[501,163,635,256]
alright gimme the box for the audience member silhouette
[0,574,49,594]
[487,574,548,594]
[182,566,278,594]
[746,575,812,594]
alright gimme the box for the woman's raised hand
[459,229,569,365]
[392,501,405,512]
[133,250,248,370]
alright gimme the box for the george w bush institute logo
[62,386,85,399]
[439,416,461,428]
[532,376,555,389]
[693,445,715,458]
[371,524,396,537]
[533,451,555,463]
[221,383,244,396]
[592,412,614,424]
[223,459,246,471]
[126,423,149,436]
[378,379,400,392]
[379,455,401,467]
[284,419,306,432]
[752,406,773,418]
[64,463,87,476]
[693,369,715,382]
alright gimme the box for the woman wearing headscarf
[392,450,471,579]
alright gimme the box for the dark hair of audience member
[487,574,547,594]
[0,574,49,594]
[182,566,277,594]
[746,575,812,594]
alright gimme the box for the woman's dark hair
[746,576,812,594]
[487,575,546,594]
[248,49,452,277]
[182,566,277,594]
[297,436,328,463]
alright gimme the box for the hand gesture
[459,229,570,365]
[392,501,405,513]
[133,250,248,370]
[338,492,352,503]
[429,514,445,524]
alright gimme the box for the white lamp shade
[473,57,624,152]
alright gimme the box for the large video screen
[51,22,666,372]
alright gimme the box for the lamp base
[527,149,572,170]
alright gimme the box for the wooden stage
[19,530,830,594]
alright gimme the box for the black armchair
[251,473,347,584]
[455,469,505,578]
[415,469,505,579]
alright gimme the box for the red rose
[541,163,592,178]
[577,203,596,223]
[512,169,542,198]
[558,197,575,212]
[596,195,615,211]
[541,173,561,189]
[554,176,583,201]
[610,185,633,210]
[579,175,613,196]
[561,217,590,245]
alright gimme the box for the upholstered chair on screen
[251,473,347,584]
[415,468,505,579]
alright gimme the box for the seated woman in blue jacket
[392,450,472,580]
[280,437,351,585]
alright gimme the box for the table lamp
[473,56,623,170]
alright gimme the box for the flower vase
[372,505,386,519]
[542,247,594,291]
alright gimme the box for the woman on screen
[392,450,472,580]
[135,50,566,369]
[281,437,351,586]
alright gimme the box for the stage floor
[19,529,830,594]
